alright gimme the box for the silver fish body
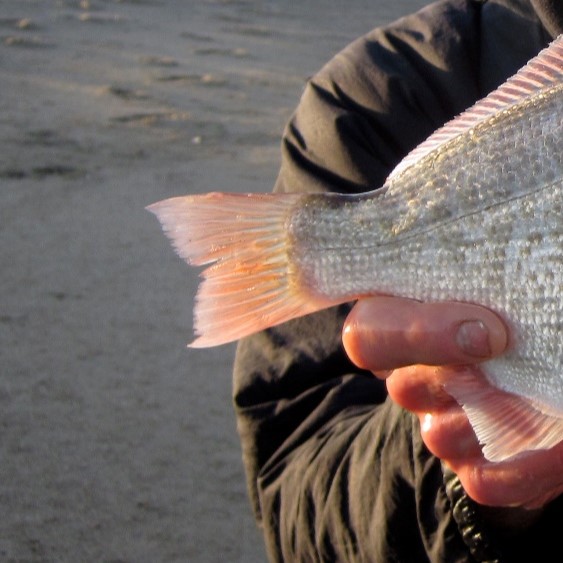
[288,82,562,413]
[149,36,563,460]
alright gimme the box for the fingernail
[456,320,491,358]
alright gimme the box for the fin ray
[445,372,563,462]
[148,192,332,347]
[388,35,563,181]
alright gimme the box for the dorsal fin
[388,34,563,181]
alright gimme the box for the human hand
[342,296,563,510]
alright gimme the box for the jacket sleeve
[232,1,551,561]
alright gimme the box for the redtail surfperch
[148,37,563,462]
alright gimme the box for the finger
[342,296,508,373]
[449,442,563,507]
[385,364,462,411]
[386,365,483,459]
[418,408,483,460]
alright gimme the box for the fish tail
[147,192,331,347]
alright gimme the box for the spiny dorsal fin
[388,34,563,181]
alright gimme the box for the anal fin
[444,372,563,462]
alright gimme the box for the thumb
[342,296,508,373]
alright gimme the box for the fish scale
[149,36,563,461]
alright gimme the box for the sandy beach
[1,1,426,561]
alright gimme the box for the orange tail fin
[147,192,328,347]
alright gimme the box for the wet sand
[0,1,426,561]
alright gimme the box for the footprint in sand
[154,73,228,87]
[139,55,180,68]
[3,35,54,48]
[0,17,39,30]
[103,85,151,101]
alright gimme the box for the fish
[148,36,563,462]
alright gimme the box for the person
[233,0,563,561]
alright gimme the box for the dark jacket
[233,1,563,561]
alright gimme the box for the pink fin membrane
[147,192,332,347]
[388,34,563,181]
[445,372,563,462]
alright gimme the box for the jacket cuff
[442,464,502,563]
